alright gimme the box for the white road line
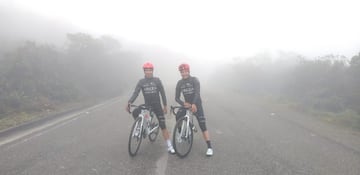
[155,152,168,175]
[0,111,85,147]
[155,113,177,175]
[0,97,122,147]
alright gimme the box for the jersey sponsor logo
[180,82,193,88]
[180,82,194,95]
[182,87,194,95]
[143,82,158,94]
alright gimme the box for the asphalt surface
[1,90,360,175]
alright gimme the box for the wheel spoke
[128,118,143,156]
[173,118,193,158]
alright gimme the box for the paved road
[1,91,360,175]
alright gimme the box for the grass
[0,112,39,131]
[0,100,95,132]
[268,95,360,131]
[234,92,360,132]
[309,109,360,131]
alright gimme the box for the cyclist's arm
[157,78,167,106]
[128,80,142,104]
[175,81,184,106]
[192,77,201,104]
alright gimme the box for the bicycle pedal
[192,126,197,133]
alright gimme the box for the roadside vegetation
[0,33,143,130]
[214,51,360,131]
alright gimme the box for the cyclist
[126,62,175,154]
[175,63,213,156]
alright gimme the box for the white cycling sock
[166,139,172,147]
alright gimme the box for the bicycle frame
[139,109,157,136]
[128,104,160,156]
[131,106,154,137]
[178,109,194,140]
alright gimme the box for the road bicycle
[128,104,160,156]
[171,106,197,158]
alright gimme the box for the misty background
[0,3,360,131]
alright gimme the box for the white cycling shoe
[206,148,213,156]
[168,146,175,154]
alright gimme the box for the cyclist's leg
[152,103,174,153]
[194,104,207,132]
[152,104,166,130]
[194,103,213,156]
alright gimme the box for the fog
[0,2,360,128]
[2,3,360,174]
[0,6,224,116]
[0,6,79,47]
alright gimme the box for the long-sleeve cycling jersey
[128,77,167,106]
[175,76,202,106]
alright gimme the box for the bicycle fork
[179,116,191,141]
[133,117,144,138]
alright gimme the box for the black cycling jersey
[175,76,202,106]
[128,77,167,106]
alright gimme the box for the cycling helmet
[178,63,190,71]
[143,62,154,70]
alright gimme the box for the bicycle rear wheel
[173,117,193,158]
[128,117,143,156]
[148,116,159,142]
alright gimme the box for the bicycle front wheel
[128,117,143,156]
[172,117,193,158]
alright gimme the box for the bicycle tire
[128,117,143,156]
[172,117,193,158]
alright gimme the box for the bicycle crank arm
[149,125,159,134]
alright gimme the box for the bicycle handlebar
[170,105,191,115]
[129,104,152,113]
